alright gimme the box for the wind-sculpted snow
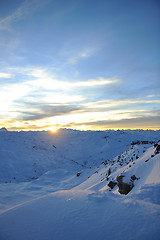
[0,189,160,240]
[0,129,160,240]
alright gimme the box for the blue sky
[0,0,160,131]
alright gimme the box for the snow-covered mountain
[0,129,160,240]
[0,129,159,183]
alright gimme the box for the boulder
[108,181,117,189]
[155,144,160,154]
[116,175,134,195]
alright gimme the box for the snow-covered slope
[74,142,160,198]
[0,129,160,240]
[0,129,159,183]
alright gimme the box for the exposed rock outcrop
[108,181,117,189]
[154,141,160,154]
[116,175,135,195]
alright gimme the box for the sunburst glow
[50,126,59,133]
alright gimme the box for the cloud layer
[0,66,159,131]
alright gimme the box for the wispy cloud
[0,68,118,98]
[26,68,119,90]
[0,72,12,78]
[0,67,119,122]
[58,43,99,66]
[0,0,50,31]
[82,98,160,110]
[61,115,160,131]
[41,93,86,104]
[66,48,95,65]
[1,66,159,131]
[17,104,81,121]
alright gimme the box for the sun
[50,126,59,133]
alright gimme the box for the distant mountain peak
[0,127,8,131]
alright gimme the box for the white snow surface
[0,129,160,240]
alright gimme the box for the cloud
[0,0,50,31]
[66,48,96,65]
[17,104,81,121]
[83,98,160,111]
[0,72,12,78]
[58,40,100,66]
[0,67,119,116]
[26,68,119,90]
[1,66,159,131]
[64,116,160,130]
[42,93,87,104]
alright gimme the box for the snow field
[0,129,160,240]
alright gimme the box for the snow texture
[0,129,160,240]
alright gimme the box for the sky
[0,0,160,131]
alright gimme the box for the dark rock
[31,177,38,180]
[108,168,111,176]
[141,141,148,144]
[116,175,134,195]
[131,141,140,145]
[76,172,81,177]
[131,175,137,181]
[155,144,160,154]
[116,175,124,183]
[131,140,155,145]
[108,181,117,189]
[104,136,108,139]
[102,160,108,165]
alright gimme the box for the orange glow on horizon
[49,126,60,133]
